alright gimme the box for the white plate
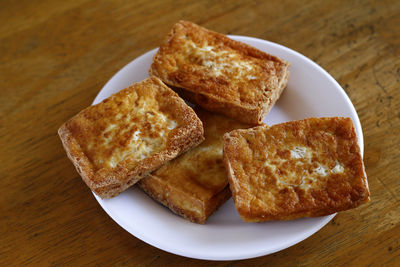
[92,36,364,260]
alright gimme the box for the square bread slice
[58,76,204,199]
[137,108,251,224]
[149,20,290,125]
[223,117,370,222]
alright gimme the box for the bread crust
[58,76,204,199]
[150,21,290,124]
[138,176,232,224]
[223,117,370,222]
[138,108,251,223]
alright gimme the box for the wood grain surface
[1,0,399,265]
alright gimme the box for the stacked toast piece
[223,118,369,222]
[59,21,369,224]
[138,109,250,223]
[58,76,204,199]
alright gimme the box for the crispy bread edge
[222,130,249,222]
[138,175,231,224]
[172,87,264,125]
[203,185,232,221]
[58,124,98,194]
[138,175,206,223]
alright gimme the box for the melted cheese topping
[104,113,175,167]
[184,40,257,80]
[290,146,307,159]
[260,143,348,192]
[172,37,278,104]
[332,163,344,173]
[70,79,178,170]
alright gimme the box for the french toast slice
[223,117,370,222]
[138,109,251,224]
[58,76,204,199]
[150,20,290,125]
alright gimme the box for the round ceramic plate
[92,36,364,260]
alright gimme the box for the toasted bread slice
[138,109,251,223]
[58,76,204,199]
[149,21,290,125]
[223,117,370,222]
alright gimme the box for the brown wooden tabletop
[1,0,399,265]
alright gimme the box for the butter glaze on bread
[58,76,204,199]
[138,109,251,223]
[150,21,290,124]
[223,117,370,222]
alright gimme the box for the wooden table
[1,0,399,265]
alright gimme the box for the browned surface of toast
[223,117,370,222]
[149,21,290,124]
[58,76,204,199]
[138,109,251,223]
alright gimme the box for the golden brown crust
[149,21,290,124]
[223,117,370,222]
[138,108,251,223]
[138,176,232,224]
[58,76,204,199]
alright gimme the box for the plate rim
[91,35,364,260]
